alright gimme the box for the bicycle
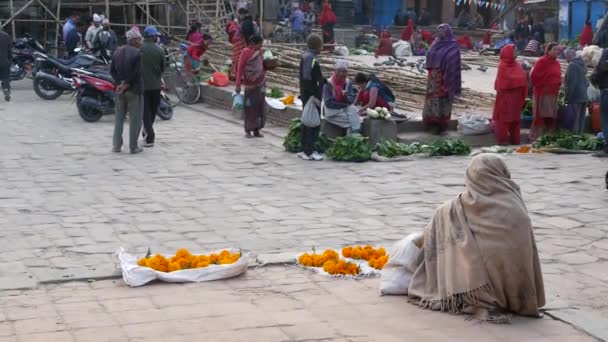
[163,47,201,105]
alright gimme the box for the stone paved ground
[0,85,607,335]
[0,266,597,342]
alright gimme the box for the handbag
[301,97,321,128]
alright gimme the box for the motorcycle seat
[48,55,94,70]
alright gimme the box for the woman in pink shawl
[235,35,267,138]
[422,24,462,135]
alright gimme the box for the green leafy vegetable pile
[522,98,533,116]
[533,131,604,151]
[269,86,284,99]
[557,90,566,107]
[326,135,372,162]
[373,139,471,158]
[283,119,332,153]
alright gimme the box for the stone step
[396,129,531,147]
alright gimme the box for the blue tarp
[372,0,402,31]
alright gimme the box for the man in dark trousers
[592,47,608,157]
[141,26,165,147]
[65,21,86,58]
[298,34,325,161]
[0,23,11,102]
[110,27,144,154]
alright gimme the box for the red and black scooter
[72,68,173,123]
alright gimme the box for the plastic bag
[301,97,321,128]
[334,45,350,56]
[117,248,250,287]
[379,266,412,295]
[458,114,492,136]
[232,93,244,112]
[588,85,601,103]
[263,50,274,60]
[386,232,423,273]
[393,40,412,57]
[208,72,229,87]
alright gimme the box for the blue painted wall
[560,0,607,40]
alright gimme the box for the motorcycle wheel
[77,96,103,122]
[33,77,63,100]
[157,97,174,120]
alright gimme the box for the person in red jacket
[457,34,474,50]
[401,19,414,41]
[580,19,593,47]
[493,44,528,145]
[530,42,562,141]
[375,31,393,56]
[319,0,337,51]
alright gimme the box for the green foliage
[326,135,372,162]
[283,119,333,153]
[533,131,605,151]
[373,139,471,158]
[269,86,284,99]
[522,98,533,116]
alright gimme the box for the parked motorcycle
[10,34,47,81]
[32,49,108,100]
[72,68,173,123]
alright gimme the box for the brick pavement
[0,87,607,333]
[0,266,597,342]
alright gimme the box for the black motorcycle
[10,34,46,81]
[32,48,108,100]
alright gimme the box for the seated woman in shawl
[235,35,267,138]
[354,72,396,113]
[493,45,528,145]
[580,19,593,48]
[409,154,545,322]
[375,31,393,56]
[530,42,562,141]
[422,24,461,135]
[523,32,543,57]
[322,60,361,134]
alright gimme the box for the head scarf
[125,27,142,41]
[331,60,348,102]
[495,45,527,92]
[409,154,545,319]
[320,0,337,26]
[426,24,462,100]
[401,19,414,41]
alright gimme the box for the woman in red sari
[580,19,593,47]
[235,35,267,138]
[227,8,248,81]
[401,19,414,41]
[493,44,528,145]
[530,42,562,141]
[319,0,337,51]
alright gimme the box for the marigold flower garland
[137,248,240,272]
[342,245,389,270]
[298,249,360,276]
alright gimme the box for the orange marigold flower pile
[342,245,388,270]
[298,249,339,267]
[323,260,360,276]
[137,248,240,272]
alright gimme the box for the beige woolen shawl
[408,154,545,317]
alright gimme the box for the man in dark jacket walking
[0,24,11,101]
[298,34,325,161]
[564,48,589,135]
[592,48,608,157]
[110,27,144,154]
[141,26,165,147]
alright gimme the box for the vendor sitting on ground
[354,72,396,114]
[322,60,361,134]
[184,33,213,74]
[457,34,474,50]
[408,154,545,321]
[524,32,543,57]
[479,34,514,55]
[375,31,393,56]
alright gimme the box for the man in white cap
[110,27,144,154]
[85,14,102,49]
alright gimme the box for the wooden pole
[105,0,110,20]
[0,0,35,29]
[260,0,264,39]
[146,0,150,25]
[10,0,15,39]
[55,0,61,57]
[166,3,170,35]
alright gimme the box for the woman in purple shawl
[422,24,462,134]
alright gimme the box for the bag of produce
[301,97,321,128]
[232,93,244,112]
[457,114,491,136]
[393,40,412,57]
[379,267,412,295]
[379,232,423,296]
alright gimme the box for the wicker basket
[263,58,279,70]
